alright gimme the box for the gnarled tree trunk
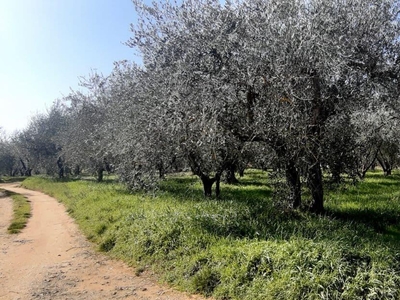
[308,163,324,213]
[57,157,64,179]
[225,163,239,184]
[97,167,104,182]
[307,71,325,213]
[285,159,301,209]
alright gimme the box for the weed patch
[2,189,31,234]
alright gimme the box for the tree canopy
[1,0,400,212]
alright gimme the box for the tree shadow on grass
[326,208,400,234]
[324,172,400,237]
[160,174,272,205]
[161,174,400,248]
[0,176,27,183]
[49,175,118,184]
[228,180,266,187]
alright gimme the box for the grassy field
[22,170,400,299]
[0,189,31,234]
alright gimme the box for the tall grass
[22,170,400,299]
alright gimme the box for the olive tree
[240,0,399,211]
[0,130,17,177]
[11,103,67,177]
[128,0,400,211]
[351,105,400,177]
[126,0,251,196]
[60,73,115,182]
[106,61,180,189]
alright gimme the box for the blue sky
[0,0,144,135]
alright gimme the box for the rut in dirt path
[0,183,205,300]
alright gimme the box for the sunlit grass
[2,189,31,234]
[325,170,400,237]
[22,170,400,299]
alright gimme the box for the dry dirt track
[0,183,204,300]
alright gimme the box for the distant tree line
[1,0,400,213]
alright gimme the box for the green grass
[1,189,31,234]
[22,170,400,299]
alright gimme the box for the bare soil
[0,183,205,300]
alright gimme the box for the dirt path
[0,183,204,300]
